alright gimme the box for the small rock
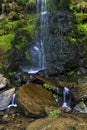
[74,102,87,113]
[2,114,9,122]
[0,74,8,89]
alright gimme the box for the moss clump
[67,71,78,82]
[77,23,87,35]
[67,35,77,44]
[47,0,71,11]
[70,1,87,13]
[75,13,87,23]
[0,33,14,52]
[23,14,37,38]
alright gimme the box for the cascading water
[23,0,48,73]
[7,93,17,108]
[62,87,71,108]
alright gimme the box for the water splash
[7,93,17,108]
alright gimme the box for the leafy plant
[43,83,54,90]
[49,109,61,116]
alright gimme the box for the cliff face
[0,0,87,73]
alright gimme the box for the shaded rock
[71,83,87,102]
[0,88,15,110]
[16,83,57,117]
[74,102,87,113]
[26,114,87,130]
[0,74,8,89]
[78,75,87,84]
[34,75,59,87]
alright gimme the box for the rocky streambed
[0,72,87,130]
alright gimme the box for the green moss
[23,14,37,38]
[67,36,77,44]
[43,83,55,90]
[16,0,28,5]
[49,109,61,116]
[15,35,27,50]
[70,1,87,13]
[67,71,78,82]
[47,0,70,11]
[75,13,87,23]
[77,23,87,34]
[0,33,14,52]
[25,52,31,60]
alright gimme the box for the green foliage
[77,23,87,34]
[75,13,87,23]
[67,71,78,82]
[8,71,16,76]
[67,36,77,44]
[23,14,37,38]
[27,0,36,5]
[16,0,28,5]
[49,109,61,116]
[70,1,87,13]
[52,94,58,99]
[47,0,70,11]
[25,52,30,60]
[15,35,26,50]
[0,33,14,52]
[0,63,3,70]
[43,83,54,90]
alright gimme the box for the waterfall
[21,0,48,73]
[7,93,17,108]
[39,0,48,69]
[62,87,70,108]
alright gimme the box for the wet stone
[0,88,15,110]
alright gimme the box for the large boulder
[16,82,57,117]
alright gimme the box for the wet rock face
[16,82,57,117]
[43,10,79,73]
[0,88,15,110]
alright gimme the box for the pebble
[2,114,9,122]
